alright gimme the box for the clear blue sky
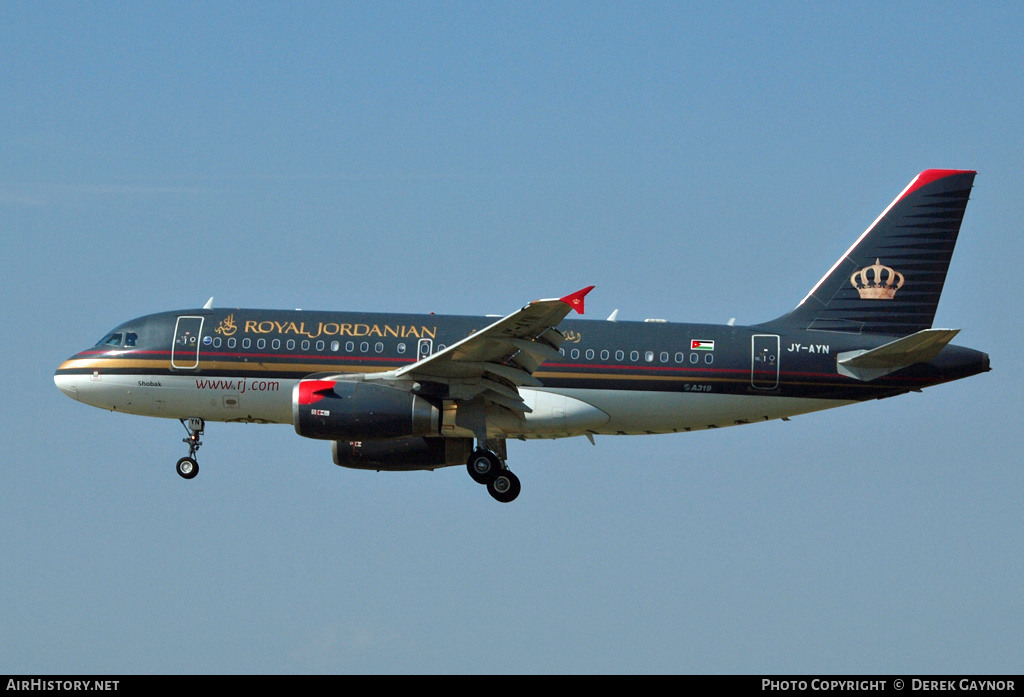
[2,1,1021,674]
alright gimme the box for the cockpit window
[96,330,139,348]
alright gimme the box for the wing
[367,286,594,416]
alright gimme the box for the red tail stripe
[899,169,976,201]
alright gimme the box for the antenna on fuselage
[203,297,214,309]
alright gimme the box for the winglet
[560,286,595,315]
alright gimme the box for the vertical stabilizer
[765,170,975,336]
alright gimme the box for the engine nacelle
[333,436,474,471]
[293,379,440,441]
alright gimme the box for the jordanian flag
[691,340,715,350]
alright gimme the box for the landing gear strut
[176,418,204,480]
[466,443,520,503]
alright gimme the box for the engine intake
[293,380,440,441]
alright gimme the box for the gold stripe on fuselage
[56,358,865,390]
[59,357,739,381]
[536,370,741,383]
[55,357,394,376]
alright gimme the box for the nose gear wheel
[177,418,205,480]
[176,457,198,479]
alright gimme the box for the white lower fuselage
[54,372,852,438]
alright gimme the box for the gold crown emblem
[850,259,905,300]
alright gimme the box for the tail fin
[765,169,976,336]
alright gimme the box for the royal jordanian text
[214,313,440,340]
[242,320,437,340]
[6,680,118,691]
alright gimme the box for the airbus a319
[55,170,989,502]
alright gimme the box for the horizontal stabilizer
[836,328,959,381]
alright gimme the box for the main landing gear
[466,446,521,503]
[175,417,204,480]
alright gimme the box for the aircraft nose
[54,372,80,401]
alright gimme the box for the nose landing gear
[176,418,204,479]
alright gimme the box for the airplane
[54,169,990,502]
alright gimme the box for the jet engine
[293,379,440,441]
[332,436,474,471]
